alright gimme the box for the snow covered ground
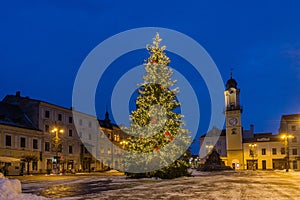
[2,170,300,199]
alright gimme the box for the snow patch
[0,177,47,200]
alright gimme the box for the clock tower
[224,73,244,169]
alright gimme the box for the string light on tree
[125,33,191,179]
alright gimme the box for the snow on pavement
[2,170,300,199]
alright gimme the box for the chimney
[250,124,254,134]
[16,91,21,97]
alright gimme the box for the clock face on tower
[228,117,238,126]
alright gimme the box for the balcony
[225,105,243,112]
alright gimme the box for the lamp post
[205,145,214,154]
[281,134,294,172]
[51,127,64,174]
[119,140,128,172]
[249,143,257,170]
[120,140,128,149]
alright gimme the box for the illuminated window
[100,147,104,154]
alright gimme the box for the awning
[0,156,21,163]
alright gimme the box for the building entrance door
[262,160,266,170]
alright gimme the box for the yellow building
[200,75,298,170]
[0,102,43,175]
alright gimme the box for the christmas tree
[123,33,191,179]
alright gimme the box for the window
[89,121,92,128]
[58,114,62,121]
[45,110,50,118]
[45,125,49,132]
[272,148,277,155]
[291,125,297,131]
[32,161,38,171]
[100,147,104,154]
[69,146,73,154]
[5,135,11,146]
[108,148,111,154]
[58,144,62,152]
[45,142,50,151]
[20,137,26,148]
[79,119,82,125]
[69,129,73,137]
[69,116,73,124]
[261,148,266,155]
[292,136,297,143]
[89,134,92,140]
[281,147,285,155]
[292,149,298,155]
[33,139,38,149]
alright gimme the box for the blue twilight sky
[1,0,300,154]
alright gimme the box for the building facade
[1,91,126,174]
[200,75,300,170]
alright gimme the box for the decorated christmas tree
[123,33,191,179]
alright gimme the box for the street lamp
[205,145,214,153]
[119,140,128,172]
[249,143,257,170]
[51,127,64,174]
[120,140,128,149]
[281,134,294,172]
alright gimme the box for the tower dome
[226,73,237,90]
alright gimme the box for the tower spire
[105,105,110,122]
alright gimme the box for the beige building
[200,75,299,170]
[1,91,126,174]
